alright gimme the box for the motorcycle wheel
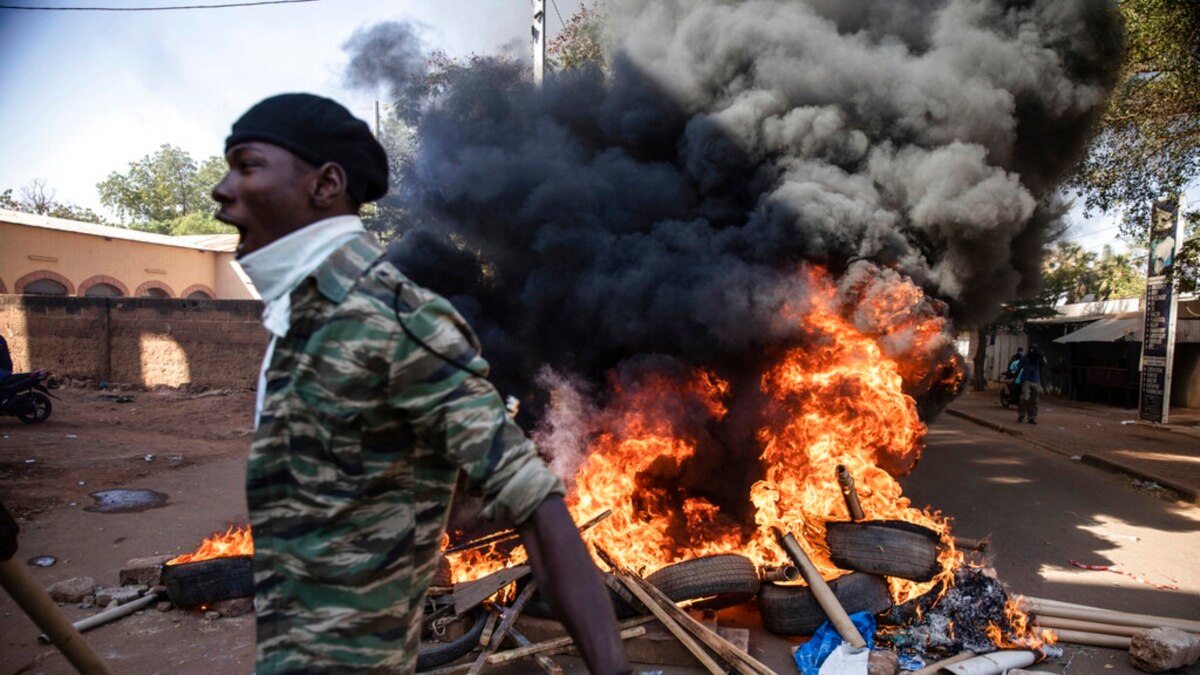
[16,392,52,424]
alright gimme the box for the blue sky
[0,0,534,215]
[0,0,1190,254]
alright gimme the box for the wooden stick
[466,581,538,675]
[421,622,651,675]
[477,610,500,648]
[452,564,530,615]
[0,557,115,675]
[908,650,975,675]
[446,509,613,554]
[772,527,867,649]
[614,574,725,675]
[1045,628,1132,649]
[1021,597,1200,633]
[505,624,562,675]
[631,574,778,675]
[1034,615,1190,638]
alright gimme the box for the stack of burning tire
[636,520,941,636]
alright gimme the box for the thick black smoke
[345,1,1120,423]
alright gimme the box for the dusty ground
[1,385,257,675]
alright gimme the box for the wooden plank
[465,581,538,675]
[614,574,725,675]
[452,565,530,615]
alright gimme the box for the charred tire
[162,556,254,607]
[758,572,892,636]
[645,554,759,610]
[825,520,941,582]
[16,392,51,423]
[417,606,486,672]
[520,573,639,620]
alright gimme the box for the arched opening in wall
[0,278,7,294]
[135,280,175,298]
[15,270,76,296]
[181,284,217,301]
[23,279,69,296]
[84,283,123,298]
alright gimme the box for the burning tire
[758,572,891,636]
[162,555,254,607]
[645,554,759,610]
[825,520,941,582]
[417,606,486,672]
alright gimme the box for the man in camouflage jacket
[213,93,630,674]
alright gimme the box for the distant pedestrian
[1007,347,1024,375]
[1015,344,1047,424]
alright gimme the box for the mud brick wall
[0,296,267,388]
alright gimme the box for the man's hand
[518,494,632,675]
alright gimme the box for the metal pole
[532,0,546,87]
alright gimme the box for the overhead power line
[0,0,320,10]
[549,0,565,29]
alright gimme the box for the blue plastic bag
[793,612,877,675]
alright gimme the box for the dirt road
[1,386,256,675]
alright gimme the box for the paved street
[902,408,1200,674]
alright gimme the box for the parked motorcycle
[0,369,56,423]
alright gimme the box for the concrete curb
[1078,454,1199,504]
[943,406,1200,505]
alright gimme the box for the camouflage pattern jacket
[248,231,563,674]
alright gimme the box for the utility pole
[532,0,546,87]
[374,100,381,138]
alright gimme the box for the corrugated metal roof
[1054,317,1200,344]
[1,208,236,252]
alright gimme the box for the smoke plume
[344,1,1120,427]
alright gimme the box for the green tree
[96,145,232,235]
[548,2,607,72]
[1,179,106,223]
[1068,0,1199,280]
[1092,244,1146,299]
[1042,240,1098,304]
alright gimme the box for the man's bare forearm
[518,494,631,675]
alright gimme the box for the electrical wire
[549,0,565,29]
[0,0,320,11]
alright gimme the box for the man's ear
[311,162,349,210]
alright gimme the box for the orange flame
[167,525,253,565]
[992,596,1058,649]
[445,266,1008,636]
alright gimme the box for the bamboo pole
[772,527,866,649]
[1021,597,1200,633]
[0,557,114,675]
[614,574,726,675]
[909,650,975,675]
[1044,628,1131,649]
[630,574,777,675]
[835,465,865,521]
[1034,615,1182,638]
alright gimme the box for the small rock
[120,554,173,587]
[47,576,96,604]
[1130,627,1200,672]
[156,601,173,612]
[96,584,147,606]
[868,649,899,675]
[77,595,95,610]
[212,597,254,618]
[204,610,220,621]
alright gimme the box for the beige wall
[0,295,267,388]
[0,221,254,300]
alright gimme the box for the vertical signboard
[1139,196,1185,423]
